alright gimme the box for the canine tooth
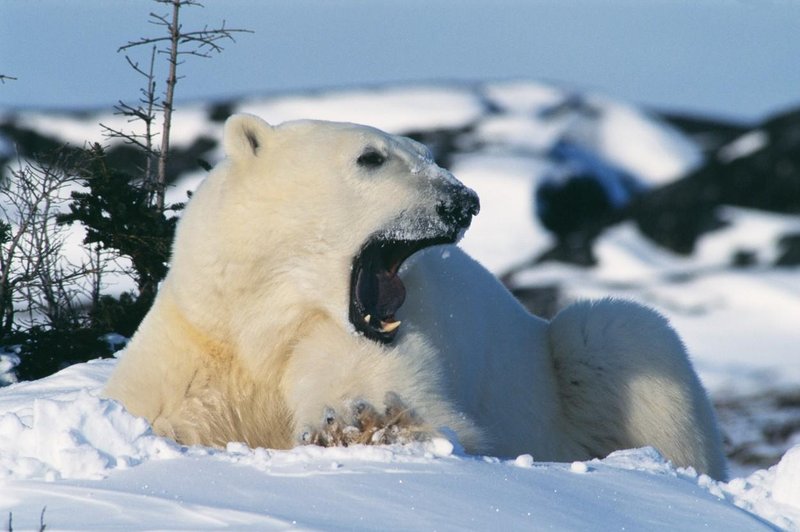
[364,314,372,324]
[380,320,401,333]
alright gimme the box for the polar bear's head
[177,114,478,345]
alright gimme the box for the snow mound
[0,389,179,481]
[582,97,701,184]
[472,82,702,185]
[774,445,800,509]
[707,445,800,530]
[604,446,800,530]
[238,85,485,135]
[0,360,791,529]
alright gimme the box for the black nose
[436,187,480,228]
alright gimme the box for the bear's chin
[349,235,453,344]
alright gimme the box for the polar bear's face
[218,114,479,343]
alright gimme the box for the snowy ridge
[0,359,797,530]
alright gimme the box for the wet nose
[436,186,480,228]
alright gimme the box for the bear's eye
[356,149,386,169]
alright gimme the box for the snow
[2,80,800,529]
[453,153,552,272]
[570,460,589,474]
[0,361,788,530]
[238,85,486,135]
[0,388,179,481]
[719,451,800,531]
[774,447,800,509]
[483,81,567,114]
[471,83,703,185]
[473,114,564,153]
[719,130,770,163]
[693,207,800,267]
[18,106,213,149]
[582,97,702,184]
[0,351,19,387]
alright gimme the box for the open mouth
[349,235,454,343]
[349,186,480,343]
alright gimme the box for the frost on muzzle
[349,185,480,344]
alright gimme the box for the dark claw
[384,392,406,417]
[302,393,425,448]
[354,400,367,415]
[353,400,379,432]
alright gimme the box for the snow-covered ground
[2,81,800,529]
[1,360,797,530]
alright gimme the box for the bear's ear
[223,113,274,160]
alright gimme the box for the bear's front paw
[301,392,429,447]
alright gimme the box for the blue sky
[2,0,800,121]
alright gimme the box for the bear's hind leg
[548,299,727,480]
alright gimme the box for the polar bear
[103,113,727,480]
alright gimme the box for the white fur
[104,114,726,479]
[398,248,726,479]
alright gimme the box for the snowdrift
[1,359,797,530]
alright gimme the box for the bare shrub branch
[109,0,252,211]
[0,152,103,333]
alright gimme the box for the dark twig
[107,0,251,212]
